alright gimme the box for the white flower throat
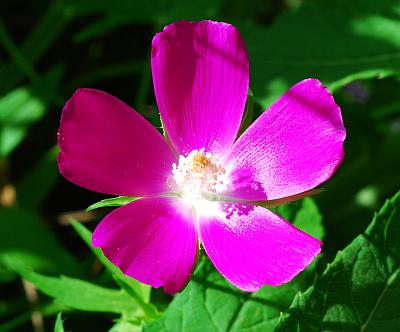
[172,149,228,205]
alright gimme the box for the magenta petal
[57,89,177,196]
[224,79,346,201]
[92,197,197,294]
[199,202,321,291]
[151,20,249,156]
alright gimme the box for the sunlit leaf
[9,261,138,315]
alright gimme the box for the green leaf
[86,196,140,212]
[71,221,158,319]
[241,0,400,108]
[9,261,138,315]
[0,208,80,277]
[109,320,141,332]
[144,257,315,332]
[54,313,65,332]
[144,199,324,332]
[0,87,46,157]
[16,146,59,211]
[274,197,324,240]
[275,191,400,331]
[0,65,63,157]
[291,197,324,240]
[71,0,224,42]
[0,2,69,93]
[0,302,64,332]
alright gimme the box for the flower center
[172,148,227,205]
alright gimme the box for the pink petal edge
[92,197,197,294]
[224,78,346,201]
[57,89,177,196]
[151,20,249,156]
[199,201,322,291]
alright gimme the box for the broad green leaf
[275,191,400,331]
[0,208,80,277]
[144,257,316,332]
[9,261,138,315]
[144,199,324,332]
[86,196,140,212]
[71,221,158,319]
[54,313,65,332]
[241,0,400,108]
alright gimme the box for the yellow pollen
[171,149,227,204]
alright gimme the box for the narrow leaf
[9,261,138,315]
[54,313,65,332]
[109,320,141,332]
[86,196,140,211]
[252,188,324,209]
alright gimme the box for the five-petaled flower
[57,20,346,294]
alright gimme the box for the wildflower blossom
[57,20,346,294]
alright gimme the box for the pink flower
[57,20,346,294]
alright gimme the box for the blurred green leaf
[0,2,70,93]
[109,320,141,332]
[0,88,46,157]
[275,191,400,331]
[54,313,65,332]
[9,261,138,315]
[0,19,37,81]
[16,146,59,211]
[71,0,223,42]
[144,199,324,332]
[0,208,80,277]
[86,196,140,212]
[71,221,158,319]
[0,302,64,332]
[241,0,400,108]
[0,65,63,157]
